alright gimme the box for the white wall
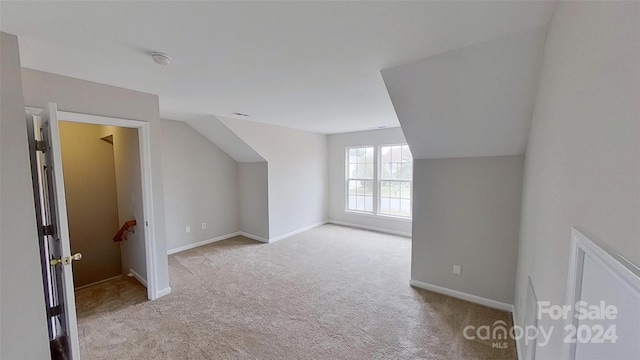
[104,126,147,281]
[327,128,412,236]
[514,1,640,357]
[0,31,51,360]
[161,119,240,252]
[238,162,269,240]
[21,68,171,296]
[220,117,328,240]
[412,155,524,305]
[59,121,121,287]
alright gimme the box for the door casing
[27,107,161,301]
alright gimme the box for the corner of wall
[0,31,51,360]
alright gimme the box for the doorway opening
[58,121,148,307]
[27,105,159,360]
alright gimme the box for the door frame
[564,228,640,359]
[27,107,159,301]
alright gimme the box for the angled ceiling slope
[0,1,555,134]
[382,26,547,160]
[187,116,265,162]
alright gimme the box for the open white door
[27,102,81,359]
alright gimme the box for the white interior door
[27,102,81,359]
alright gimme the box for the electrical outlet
[453,264,462,276]
[186,226,191,233]
[201,222,207,230]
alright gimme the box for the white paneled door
[27,102,81,359]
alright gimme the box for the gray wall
[161,119,240,251]
[381,26,545,160]
[59,121,121,288]
[220,117,328,240]
[0,31,50,360]
[238,162,269,240]
[21,68,171,295]
[412,155,524,305]
[514,1,640,357]
[327,127,412,236]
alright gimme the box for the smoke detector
[151,52,172,65]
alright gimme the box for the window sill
[344,210,412,222]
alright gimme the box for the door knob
[50,253,83,266]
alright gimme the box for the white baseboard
[167,232,241,255]
[328,220,412,237]
[238,231,269,243]
[74,275,123,291]
[156,286,172,298]
[128,268,147,287]
[268,221,328,243]
[409,279,514,312]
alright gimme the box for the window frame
[344,143,413,219]
[378,143,413,218]
[345,146,376,214]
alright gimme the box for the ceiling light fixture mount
[151,52,172,65]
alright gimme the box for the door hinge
[35,140,47,152]
[42,224,55,236]
[47,305,62,318]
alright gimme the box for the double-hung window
[346,144,412,218]
[379,144,412,217]
[346,147,374,212]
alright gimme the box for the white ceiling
[382,26,547,159]
[0,1,555,134]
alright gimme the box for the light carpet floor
[76,224,516,359]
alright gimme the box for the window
[346,144,413,218]
[379,144,412,217]
[347,147,374,212]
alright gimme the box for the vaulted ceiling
[1,1,555,136]
[383,26,547,159]
[188,115,264,163]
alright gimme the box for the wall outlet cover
[453,265,462,276]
